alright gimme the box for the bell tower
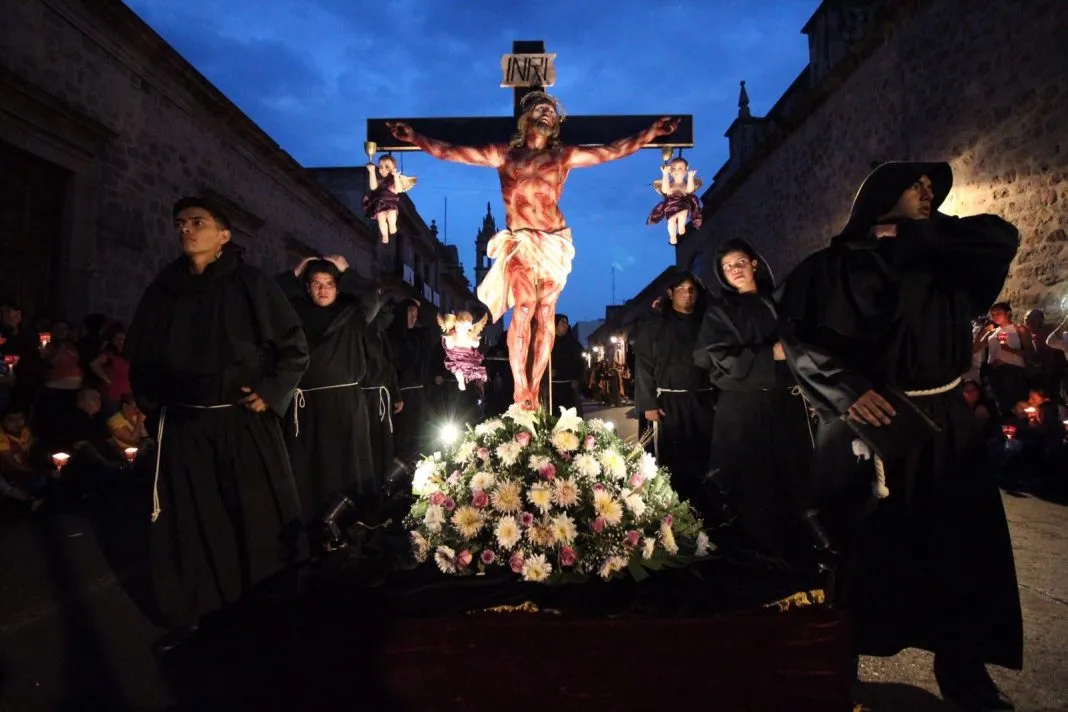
[474,202,497,286]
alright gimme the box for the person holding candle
[125,196,309,656]
[106,394,149,452]
[979,302,1035,415]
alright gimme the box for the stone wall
[0,0,377,321]
[680,0,1068,316]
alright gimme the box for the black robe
[362,306,401,479]
[633,307,714,513]
[778,209,1024,669]
[388,304,438,460]
[695,239,813,554]
[276,272,378,522]
[482,338,512,419]
[547,331,586,416]
[126,244,308,628]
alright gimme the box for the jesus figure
[389,92,678,410]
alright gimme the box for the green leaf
[628,559,651,582]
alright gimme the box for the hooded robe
[633,271,715,514]
[363,304,401,481]
[695,239,814,556]
[126,243,309,628]
[777,161,1023,668]
[275,266,380,522]
[388,300,439,460]
[546,315,586,416]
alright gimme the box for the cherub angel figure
[363,154,417,244]
[436,310,489,391]
[647,157,703,245]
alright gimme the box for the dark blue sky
[123,0,815,322]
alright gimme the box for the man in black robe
[126,196,309,654]
[388,298,437,460]
[695,239,814,558]
[778,162,1023,709]
[545,314,586,416]
[275,256,380,527]
[482,332,512,419]
[633,270,715,515]
[362,301,403,485]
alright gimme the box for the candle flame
[52,452,70,466]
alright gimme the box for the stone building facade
[0,0,378,323]
[679,0,1068,316]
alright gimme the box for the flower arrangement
[405,405,711,584]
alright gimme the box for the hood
[713,238,776,294]
[157,241,244,293]
[837,161,953,241]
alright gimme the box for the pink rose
[593,483,606,492]
[456,550,473,569]
[448,470,461,484]
[443,497,456,511]
[478,447,490,460]
[629,473,644,488]
[591,517,606,533]
[481,549,496,565]
[515,431,532,447]
[584,435,596,450]
[471,490,490,509]
[519,512,535,527]
[560,452,572,461]
[429,491,445,506]
[509,553,524,573]
[625,530,641,548]
[539,462,557,480]
[560,547,577,567]
[663,514,673,527]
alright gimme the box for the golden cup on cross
[364,141,378,162]
[661,146,674,164]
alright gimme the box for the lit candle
[3,354,17,366]
[124,447,138,463]
[52,452,70,469]
[39,332,52,348]
[1024,406,1036,414]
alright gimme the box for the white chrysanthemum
[586,418,608,432]
[410,531,429,562]
[552,407,584,434]
[504,403,539,434]
[642,537,656,560]
[640,451,659,481]
[592,489,623,526]
[526,482,553,513]
[491,481,522,513]
[412,458,443,495]
[452,440,476,464]
[496,441,522,467]
[434,546,456,574]
[660,521,679,555]
[695,531,712,557]
[552,430,580,453]
[423,504,445,532]
[475,418,504,436]
[598,555,628,580]
[572,453,602,479]
[552,478,580,508]
[550,513,577,544]
[528,454,551,472]
[450,506,484,539]
[470,472,496,492]
[521,553,552,582]
[495,516,521,550]
[598,449,627,480]
[624,492,647,518]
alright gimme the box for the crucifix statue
[367,41,693,412]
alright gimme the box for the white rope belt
[293,382,361,437]
[362,385,394,433]
[399,385,423,391]
[151,402,235,523]
[863,377,962,499]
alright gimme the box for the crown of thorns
[520,91,566,122]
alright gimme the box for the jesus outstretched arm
[387,122,505,168]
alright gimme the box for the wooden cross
[366,40,693,151]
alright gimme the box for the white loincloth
[476,227,576,322]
